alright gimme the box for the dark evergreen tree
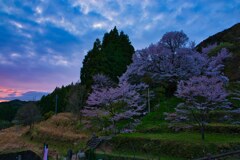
[80,27,134,89]
[80,39,103,88]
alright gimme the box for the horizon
[0,0,239,101]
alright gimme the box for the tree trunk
[201,123,205,141]
[112,119,116,134]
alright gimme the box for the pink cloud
[0,86,24,99]
[0,99,9,102]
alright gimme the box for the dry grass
[0,126,41,155]
[34,113,88,142]
[0,112,90,158]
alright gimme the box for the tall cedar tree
[80,27,134,90]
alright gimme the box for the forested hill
[197,23,240,47]
[0,100,28,121]
[197,23,240,81]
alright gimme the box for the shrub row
[96,152,147,160]
[137,123,240,134]
[110,135,240,159]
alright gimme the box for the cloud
[0,86,22,98]
[0,86,48,101]
[0,91,48,101]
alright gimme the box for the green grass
[96,150,186,160]
[136,97,181,130]
[111,132,240,159]
[119,132,240,144]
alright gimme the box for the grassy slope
[107,97,240,159]
[0,113,89,159]
[119,132,240,144]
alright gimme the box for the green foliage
[25,133,85,157]
[202,123,240,134]
[208,42,234,56]
[136,97,181,131]
[227,82,240,108]
[197,23,240,81]
[89,116,111,133]
[110,133,240,159]
[136,123,170,133]
[15,102,42,128]
[38,84,73,114]
[80,27,134,90]
[208,111,240,123]
[197,23,240,50]
[0,120,13,130]
[43,111,55,120]
[96,151,185,160]
[67,84,87,117]
[0,100,28,121]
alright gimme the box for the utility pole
[148,88,150,113]
[55,95,58,115]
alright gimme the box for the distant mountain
[197,23,240,81]
[1,91,48,101]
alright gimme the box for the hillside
[0,100,28,121]
[197,23,240,81]
[197,23,240,46]
[0,113,89,159]
[0,100,29,130]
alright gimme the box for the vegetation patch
[110,133,240,159]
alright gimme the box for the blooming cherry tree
[166,76,230,140]
[85,73,147,132]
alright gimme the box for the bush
[166,123,240,134]
[15,103,42,129]
[110,134,240,159]
[203,123,240,134]
[0,120,13,130]
[136,123,170,133]
[208,111,240,123]
[43,111,55,120]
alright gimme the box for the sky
[0,0,239,102]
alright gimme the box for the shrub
[0,120,12,130]
[110,134,240,159]
[43,111,55,120]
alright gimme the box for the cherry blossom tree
[160,31,189,52]
[127,37,230,86]
[166,76,230,140]
[92,73,115,90]
[85,73,147,132]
